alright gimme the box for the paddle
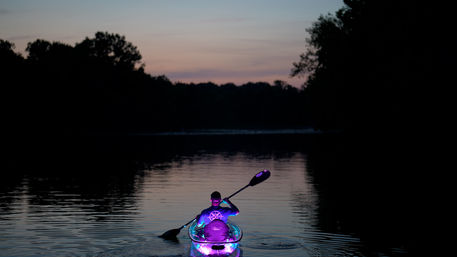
[159,169,271,240]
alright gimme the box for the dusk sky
[1,0,343,86]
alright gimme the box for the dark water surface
[1,133,418,256]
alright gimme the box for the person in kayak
[196,191,239,227]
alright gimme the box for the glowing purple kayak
[188,219,242,256]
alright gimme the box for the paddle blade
[249,169,271,186]
[159,228,181,240]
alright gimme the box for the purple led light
[256,171,263,177]
[204,220,229,242]
[193,243,238,256]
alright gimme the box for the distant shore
[129,128,330,136]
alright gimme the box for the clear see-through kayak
[188,219,242,256]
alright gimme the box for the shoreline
[129,128,327,136]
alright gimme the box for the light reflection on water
[1,135,409,257]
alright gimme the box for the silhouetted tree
[1,40,26,137]
[0,40,23,64]
[0,39,24,79]
[291,0,439,133]
[26,39,53,61]
[26,39,77,77]
[75,31,143,71]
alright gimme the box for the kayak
[188,219,242,256]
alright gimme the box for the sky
[0,0,344,87]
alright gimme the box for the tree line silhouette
[1,32,309,138]
[290,0,449,135]
[1,0,448,139]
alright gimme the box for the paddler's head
[210,191,222,206]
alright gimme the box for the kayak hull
[189,242,241,257]
[188,220,242,256]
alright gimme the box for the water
[1,134,416,256]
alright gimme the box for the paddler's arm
[223,198,239,215]
[195,214,204,227]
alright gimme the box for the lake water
[1,133,417,256]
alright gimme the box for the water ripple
[243,235,304,250]
[1,141,410,256]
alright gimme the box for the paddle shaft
[181,218,195,229]
[226,184,249,200]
